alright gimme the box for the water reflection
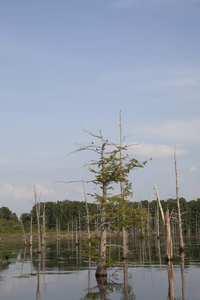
[181,253,185,300]
[82,259,135,300]
[36,253,41,300]
[0,237,199,300]
[167,261,174,300]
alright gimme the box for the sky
[0,0,199,217]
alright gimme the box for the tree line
[0,197,200,235]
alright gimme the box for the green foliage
[0,219,21,234]
[30,200,97,231]
[0,207,18,221]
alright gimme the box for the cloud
[0,182,55,200]
[149,119,200,144]
[127,143,186,158]
[0,183,32,200]
[189,166,197,173]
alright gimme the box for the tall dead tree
[119,112,128,260]
[154,181,173,261]
[34,185,42,253]
[30,214,33,246]
[83,181,91,242]
[42,202,46,246]
[174,148,185,251]
[20,216,27,247]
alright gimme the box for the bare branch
[55,180,94,184]
[83,129,102,140]
[154,181,165,224]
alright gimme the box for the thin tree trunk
[83,181,91,243]
[165,209,173,261]
[119,111,128,260]
[34,186,42,253]
[174,148,185,251]
[56,218,58,240]
[42,202,46,246]
[21,217,27,246]
[147,196,150,238]
[154,181,173,261]
[76,219,78,245]
[78,208,82,242]
[156,200,160,239]
[30,214,33,246]
[72,217,74,243]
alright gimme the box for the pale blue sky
[0,0,199,216]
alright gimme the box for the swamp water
[0,237,200,300]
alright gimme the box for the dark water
[0,237,200,300]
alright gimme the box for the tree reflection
[36,253,41,300]
[121,260,135,300]
[167,261,174,300]
[181,252,185,300]
[82,260,135,300]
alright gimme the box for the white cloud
[189,166,197,173]
[127,143,186,158]
[149,119,200,144]
[0,182,55,201]
[0,182,57,216]
[0,183,32,199]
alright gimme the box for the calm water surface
[0,237,200,300]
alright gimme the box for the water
[0,237,200,299]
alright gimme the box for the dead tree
[30,214,33,246]
[154,181,173,261]
[83,181,91,243]
[119,111,128,260]
[42,202,46,246]
[20,217,27,247]
[34,185,42,253]
[174,148,185,251]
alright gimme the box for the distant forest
[0,198,200,235]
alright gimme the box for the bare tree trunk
[71,217,74,243]
[56,218,58,240]
[76,219,78,246]
[67,221,69,240]
[174,148,185,251]
[83,181,91,243]
[30,214,33,246]
[154,181,173,261]
[156,200,160,239]
[34,186,42,253]
[20,217,27,247]
[119,112,128,260]
[78,208,82,242]
[42,202,46,246]
[165,209,173,261]
[147,196,150,238]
